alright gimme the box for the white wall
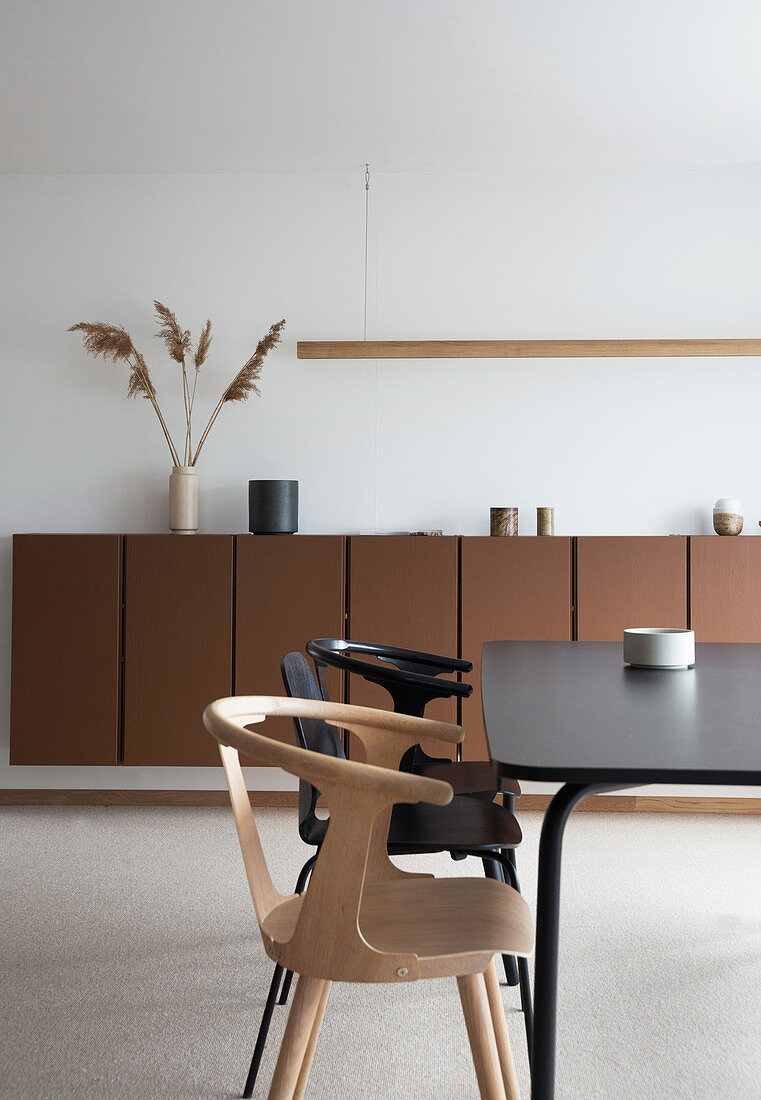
[2,167,761,794]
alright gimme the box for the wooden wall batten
[297,339,761,360]
[122,535,234,766]
[10,534,122,765]
[460,537,573,760]
[235,535,346,749]
[576,536,688,641]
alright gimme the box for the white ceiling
[3,0,761,174]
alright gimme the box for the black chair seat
[300,794,522,852]
[389,795,522,853]
[414,759,521,798]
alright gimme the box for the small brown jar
[490,507,518,536]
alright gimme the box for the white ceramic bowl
[623,628,695,669]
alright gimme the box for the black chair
[239,651,533,1098]
[306,639,526,1025]
[306,637,521,806]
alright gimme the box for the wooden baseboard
[515,794,761,814]
[0,789,300,806]
[2,789,761,813]
[4,787,761,814]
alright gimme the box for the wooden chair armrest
[320,700,463,772]
[255,695,463,745]
[327,709,463,747]
[204,697,453,807]
[292,696,463,771]
[208,693,463,773]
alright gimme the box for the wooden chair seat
[415,760,521,799]
[263,876,534,981]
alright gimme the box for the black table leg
[531,782,631,1100]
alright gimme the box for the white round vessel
[623,628,695,670]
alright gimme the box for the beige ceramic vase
[713,497,743,536]
[169,466,199,534]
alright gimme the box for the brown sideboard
[11,534,761,774]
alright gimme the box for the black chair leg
[517,953,533,1060]
[242,962,283,1099]
[276,968,294,1008]
[242,852,318,1096]
[500,943,520,987]
[481,857,520,987]
[277,853,318,1006]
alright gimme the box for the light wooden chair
[204,695,534,1100]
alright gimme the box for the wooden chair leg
[457,972,508,1100]
[267,974,327,1100]
[292,980,331,1100]
[484,958,521,1100]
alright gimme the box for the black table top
[482,641,761,785]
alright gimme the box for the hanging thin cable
[362,163,380,526]
[363,163,370,340]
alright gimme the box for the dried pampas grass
[68,321,133,363]
[153,301,191,364]
[224,319,285,403]
[194,319,212,370]
[69,305,285,467]
[188,319,286,464]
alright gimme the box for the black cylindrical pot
[249,480,298,534]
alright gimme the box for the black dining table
[482,640,761,1100]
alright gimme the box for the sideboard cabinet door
[123,535,233,766]
[691,536,761,641]
[576,536,687,640]
[11,534,122,765]
[460,537,572,761]
[235,535,346,749]
[347,537,459,735]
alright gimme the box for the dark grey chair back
[280,651,345,843]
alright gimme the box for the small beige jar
[713,497,743,536]
[536,507,555,536]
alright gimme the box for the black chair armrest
[351,640,471,676]
[308,638,471,674]
[307,638,472,714]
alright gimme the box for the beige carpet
[2,806,761,1098]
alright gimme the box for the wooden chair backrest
[204,696,462,980]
